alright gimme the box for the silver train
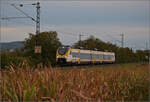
[56,46,115,65]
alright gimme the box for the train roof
[59,46,115,54]
[71,48,115,54]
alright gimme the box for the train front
[56,46,71,64]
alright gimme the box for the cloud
[36,24,150,49]
[1,24,149,50]
[1,26,35,42]
[2,0,149,26]
[1,0,149,50]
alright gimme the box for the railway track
[54,62,143,69]
[54,63,117,69]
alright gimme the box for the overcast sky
[1,0,149,50]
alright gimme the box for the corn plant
[1,63,149,101]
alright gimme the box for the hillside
[0,41,24,51]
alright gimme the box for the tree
[73,35,140,63]
[74,35,118,51]
[24,31,61,66]
[135,50,149,62]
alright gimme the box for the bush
[1,52,26,69]
[24,31,61,66]
[1,52,10,68]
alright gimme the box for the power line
[1,2,40,35]
[11,4,36,22]
[80,31,122,46]
[79,34,85,47]
[57,31,77,38]
[101,32,122,46]
[57,30,77,37]
[1,2,42,54]
[125,40,146,50]
[1,17,30,20]
[103,32,120,41]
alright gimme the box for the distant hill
[0,41,24,51]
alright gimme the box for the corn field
[0,63,149,101]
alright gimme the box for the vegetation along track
[1,63,149,101]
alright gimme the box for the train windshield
[58,47,69,55]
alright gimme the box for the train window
[70,51,72,55]
[94,54,98,59]
[80,53,91,59]
[99,54,103,58]
[97,54,100,59]
[104,55,109,60]
[103,55,105,58]
[111,55,115,59]
[58,47,69,55]
[72,52,78,58]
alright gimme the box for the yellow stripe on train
[93,57,95,64]
[78,58,80,64]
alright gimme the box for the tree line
[1,31,149,68]
[74,35,149,63]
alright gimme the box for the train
[56,46,115,65]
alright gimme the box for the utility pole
[79,34,84,47]
[120,33,124,48]
[1,2,41,53]
[33,2,41,54]
[1,2,40,35]
[35,2,40,34]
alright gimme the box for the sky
[1,0,149,50]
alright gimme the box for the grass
[0,63,149,101]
